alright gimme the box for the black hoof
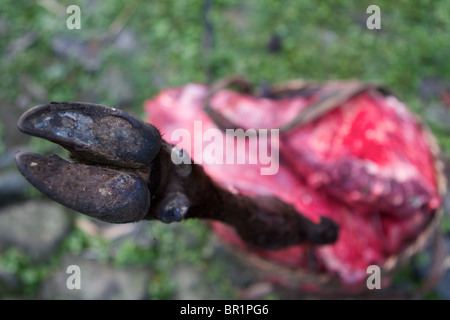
[17,102,161,168]
[15,152,150,223]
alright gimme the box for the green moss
[0,247,52,297]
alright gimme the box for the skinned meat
[144,82,441,286]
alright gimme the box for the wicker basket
[206,77,448,299]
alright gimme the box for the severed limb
[15,102,338,250]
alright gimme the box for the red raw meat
[144,81,441,287]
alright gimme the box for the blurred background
[0,0,449,299]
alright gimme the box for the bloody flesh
[144,82,441,286]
